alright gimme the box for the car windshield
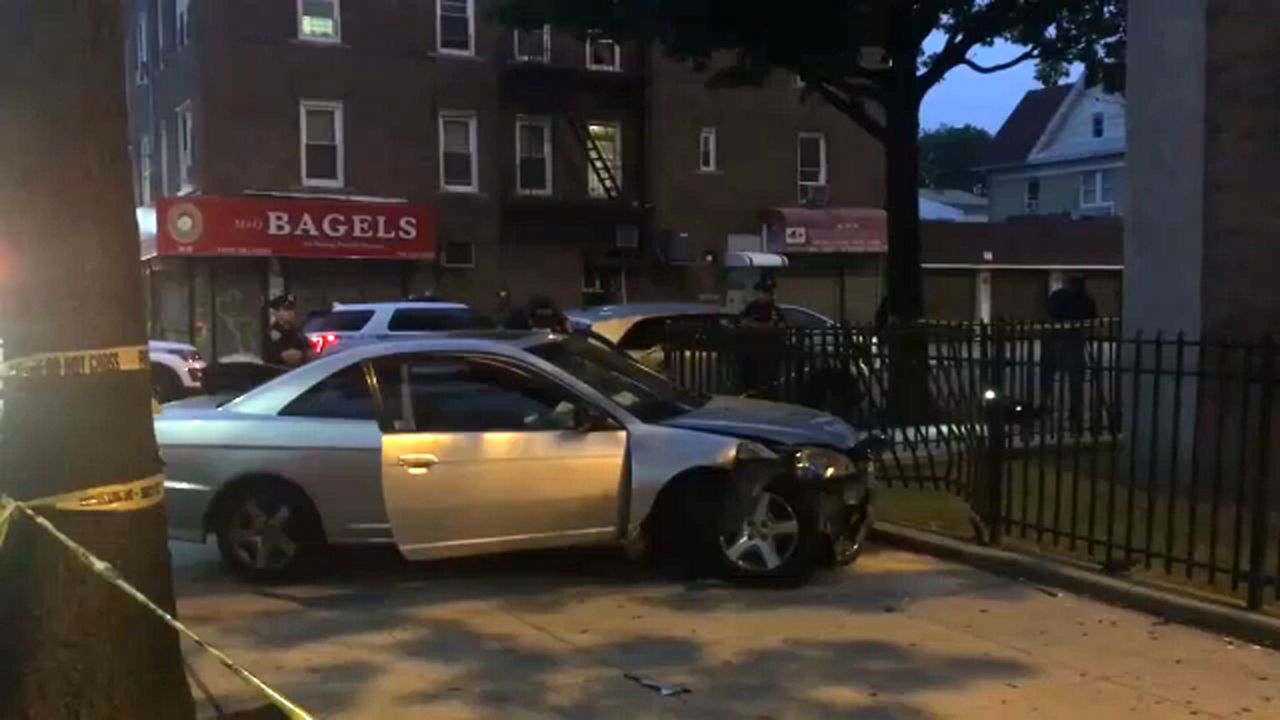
[528,335,708,423]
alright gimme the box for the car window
[387,308,481,332]
[530,336,708,423]
[780,307,830,328]
[280,364,376,420]
[616,314,736,351]
[303,310,375,333]
[375,355,578,433]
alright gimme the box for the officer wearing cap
[740,275,785,326]
[265,294,309,368]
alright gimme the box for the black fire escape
[500,55,648,240]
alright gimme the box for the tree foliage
[495,0,1127,145]
[919,124,993,192]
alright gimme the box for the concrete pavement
[172,543,1279,719]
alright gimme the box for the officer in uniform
[264,294,309,368]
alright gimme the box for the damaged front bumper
[727,443,881,568]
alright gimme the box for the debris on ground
[624,673,692,698]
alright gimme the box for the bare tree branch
[915,0,1024,95]
[962,47,1038,74]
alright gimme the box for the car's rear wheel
[214,481,324,582]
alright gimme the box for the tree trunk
[881,5,931,424]
[884,6,925,322]
[0,2,197,719]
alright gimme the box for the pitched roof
[982,84,1074,167]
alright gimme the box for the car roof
[227,333,557,415]
[566,303,722,323]
[329,300,470,311]
[565,303,729,343]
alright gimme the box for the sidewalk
[173,543,1279,719]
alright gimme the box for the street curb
[871,522,1280,649]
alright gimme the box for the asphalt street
[172,542,1280,719]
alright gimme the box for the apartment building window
[699,127,718,172]
[516,117,552,195]
[438,0,475,55]
[135,11,149,84]
[1091,112,1105,139]
[442,240,476,268]
[514,25,550,62]
[177,103,194,192]
[139,135,153,206]
[586,35,621,71]
[1080,169,1115,208]
[797,132,827,187]
[587,123,621,198]
[440,112,478,192]
[300,101,344,187]
[176,0,192,48]
[299,0,341,42]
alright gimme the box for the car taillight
[309,333,339,354]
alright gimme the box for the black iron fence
[662,320,1280,611]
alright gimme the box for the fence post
[1247,336,1276,611]
[978,322,1008,546]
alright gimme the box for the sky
[918,37,1063,133]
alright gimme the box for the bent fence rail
[663,320,1280,611]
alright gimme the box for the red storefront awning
[763,207,887,254]
[147,196,436,260]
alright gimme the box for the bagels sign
[155,196,436,259]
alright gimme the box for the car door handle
[398,453,439,475]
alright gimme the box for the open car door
[377,352,627,561]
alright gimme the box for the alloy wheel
[719,490,801,572]
[228,498,298,573]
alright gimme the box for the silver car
[161,332,880,584]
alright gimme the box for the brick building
[124,0,882,359]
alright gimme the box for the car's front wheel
[656,478,820,587]
[213,481,324,581]
[715,482,820,586]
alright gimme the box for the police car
[302,299,490,356]
[0,338,207,403]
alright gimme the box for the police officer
[503,296,572,334]
[740,276,784,326]
[264,294,309,368]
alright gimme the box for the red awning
[764,207,887,254]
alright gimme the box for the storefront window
[191,261,213,360]
[151,259,192,343]
[213,259,265,361]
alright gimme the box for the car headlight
[735,441,778,462]
[793,447,858,481]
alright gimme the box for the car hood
[659,395,863,449]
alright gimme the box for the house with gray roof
[981,80,1126,222]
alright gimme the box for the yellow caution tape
[0,479,315,720]
[23,475,166,513]
[0,344,149,379]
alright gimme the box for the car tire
[151,366,184,403]
[213,481,324,582]
[656,478,821,587]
